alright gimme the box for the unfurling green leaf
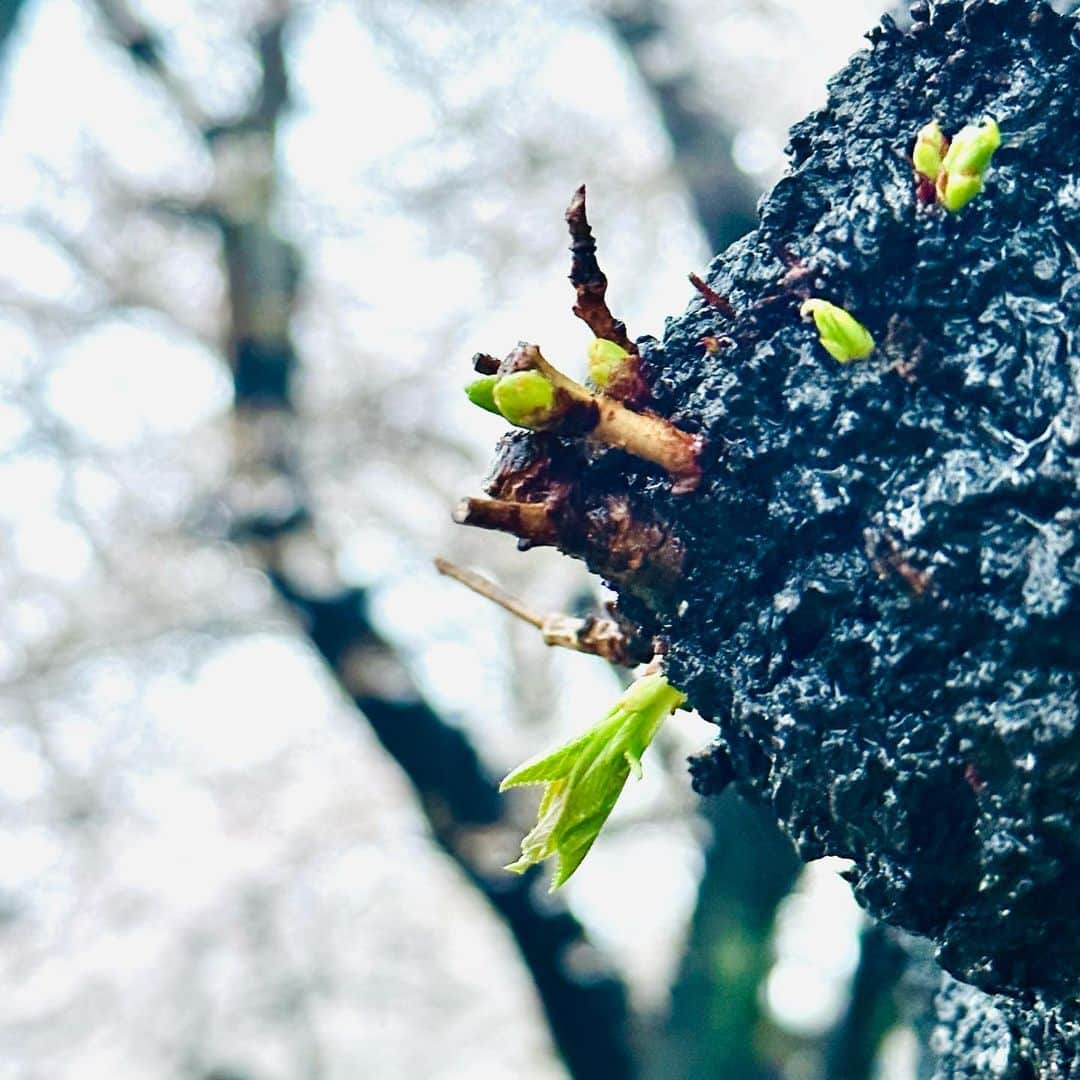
[492,370,557,427]
[500,673,686,889]
[800,299,875,364]
[938,117,1001,212]
[586,338,632,390]
[465,375,501,415]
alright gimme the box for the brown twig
[688,272,737,319]
[565,186,636,356]
[452,496,561,547]
[434,558,647,665]
[434,557,544,628]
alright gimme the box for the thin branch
[434,558,545,629]
[688,272,737,319]
[565,187,651,405]
[434,558,649,665]
[565,185,635,355]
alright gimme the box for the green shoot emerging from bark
[492,370,557,427]
[586,338,632,390]
[800,299,875,363]
[465,375,501,415]
[501,673,686,889]
[913,119,946,183]
[463,343,702,490]
[937,118,1001,211]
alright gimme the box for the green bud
[800,299,875,364]
[939,173,984,213]
[501,673,686,888]
[586,338,632,389]
[464,375,501,415]
[492,370,557,428]
[941,118,1000,177]
[912,120,946,182]
[938,118,1001,211]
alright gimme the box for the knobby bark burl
[459,1,1080,1072]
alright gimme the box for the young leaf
[465,374,501,415]
[501,673,686,889]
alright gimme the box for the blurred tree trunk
[0,0,26,58]
[603,0,759,253]
[91,5,637,1078]
[644,790,800,1080]
[824,923,909,1080]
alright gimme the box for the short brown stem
[539,614,642,666]
[452,496,560,546]
[689,272,737,319]
[592,399,703,492]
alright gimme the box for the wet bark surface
[475,0,1080,1070]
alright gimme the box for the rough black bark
[469,0,1080,1070]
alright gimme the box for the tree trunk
[462,1,1080,1071]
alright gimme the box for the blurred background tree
[0,0,940,1076]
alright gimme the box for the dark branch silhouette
[88,5,638,1076]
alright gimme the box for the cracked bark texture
[471,0,1080,1071]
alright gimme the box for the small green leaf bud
[912,120,946,182]
[938,118,1001,212]
[586,338,632,390]
[800,299,875,364]
[939,173,984,213]
[501,673,686,888]
[942,118,1000,177]
[492,369,557,428]
[464,375,501,415]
